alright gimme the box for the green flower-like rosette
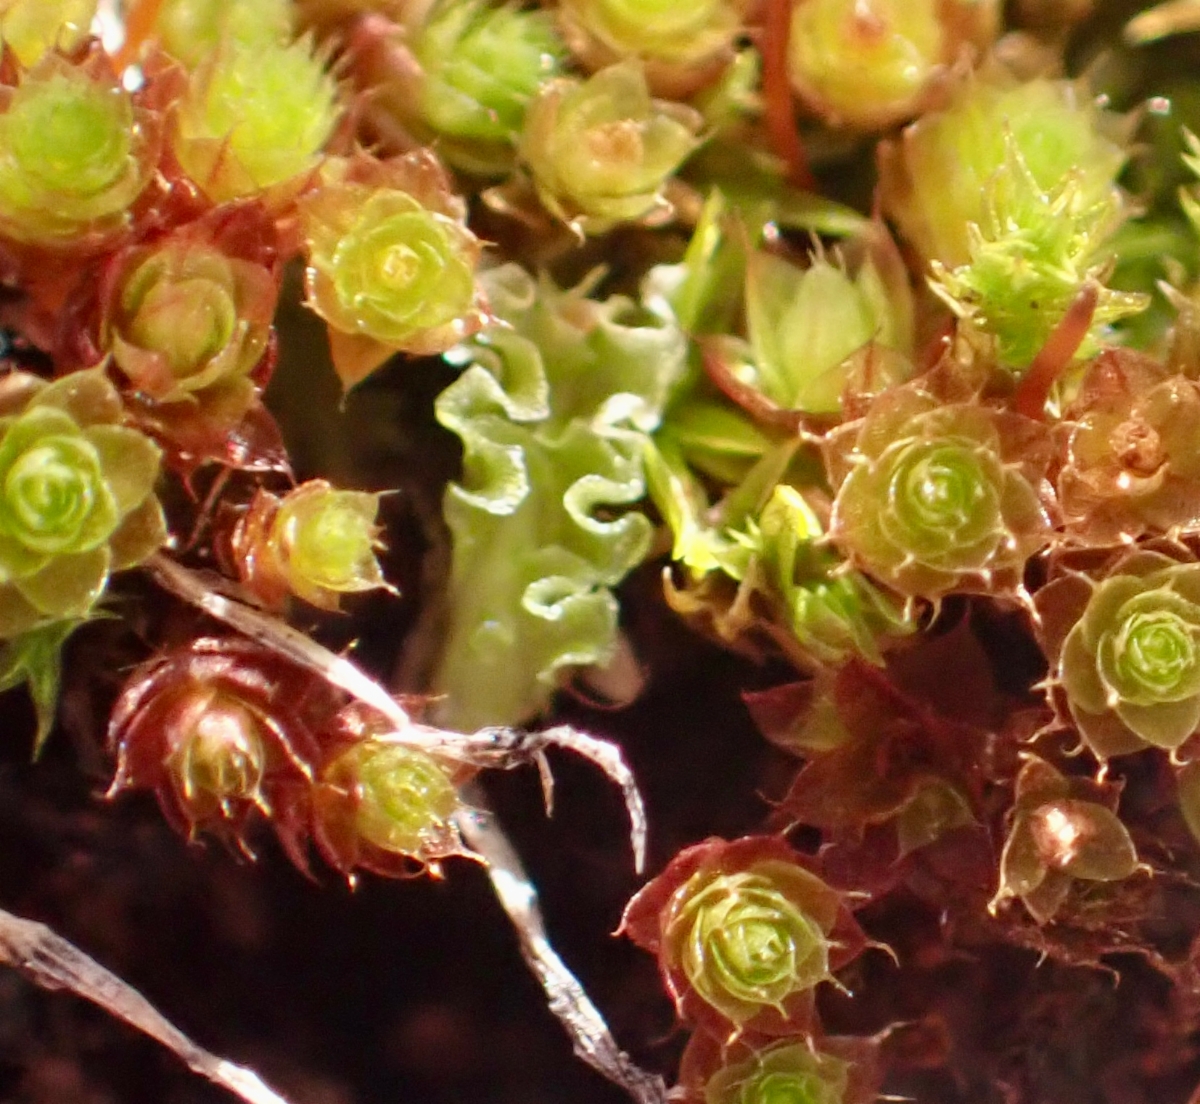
[1047,550,1200,756]
[703,1039,849,1104]
[827,385,1052,600]
[519,61,703,234]
[0,369,165,637]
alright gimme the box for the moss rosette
[520,61,703,234]
[1060,557,1200,753]
[792,0,950,131]
[0,370,165,637]
[106,236,275,406]
[171,35,339,204]
[312,739,464,875]
[411,0,565,175]
[828,388,1050,599]
[878,75,1128,270]
[556,0,750,96]
[703,1041,849,1104]
[271,481,386,608]
[622,836,862,1036]
[0,53,160,248]
[301,154,484,385]
[670,865,834,1026]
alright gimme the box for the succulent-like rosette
[0,369,165,638]
[679,1030,883,1104]
[787,0,999,131]
[878,74,1130,271]
[1058,350,1200,542]
[556,0,751,97]
[0,0,96,67]
[299,151,485,387]
[309,731,466,876]
[0,50,161,248]
[151,0,293,70]
[621,836,866,1035]
[700,1040,849,1104]
[826,386,1052,599]
[518,60,704,235]
[228,480,388,611]
[991,756,1139,923]
[171,34,340,204]
[106,638,326,846]
[1038,548,1200,757]
[101,224,277,410]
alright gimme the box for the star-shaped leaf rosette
[677,1026,884,1104]
[0,368,165,637]
[824,382,1054,602]
[299,150,487,389]
[1036,543,1200,760]
[621,836,868,1039]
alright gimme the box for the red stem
[1011,282,1099,421]
[761,0,816,192]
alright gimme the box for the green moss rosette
[0,370,166,637]
[827,386,1052,599]
[621,836,865,1036]
[312,739,464,875]
[0,51,160,249]
[300,152,485,387]
[1044,550,1200,756]
[410,0,566,176]
[556,0,750,97]
[702,1040,849,1104]
[103,232,276,407]
[0,0,97,67]
[787,0,998,131]
[153,0,293,70]
[233,480,387,611]
[519,61,704,235]
[432,263,686,729]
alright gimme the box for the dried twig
[456,789,667,1104]
[0,907,293,1104]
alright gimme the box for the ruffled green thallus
[0,370,165,638]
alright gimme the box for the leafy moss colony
[12,1,1200,1102]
